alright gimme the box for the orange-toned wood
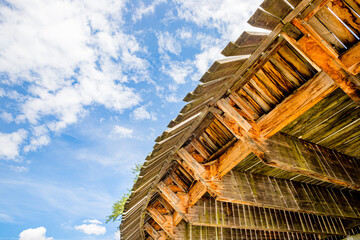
[257,71,338,138]
[289,19,360,102]
[340,41,360,75]
[177,148,206,177]
[217,98,253,131]
[187,181,207,207]
[172,211,182,226]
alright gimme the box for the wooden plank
[261,0,293,19]
[222,42,258,57]
[157,181,180,204]
[248,9,282,31]
[216,98,253,132]
[187,181,207,207]
[170,172,188,192]
[301,0,331,21]
[340,40,360,75]
[173,211,182,226]
[215,139,252,178]
[327,0,360,38]
[308,16,345,53]
[235,32,269,46]
[344,0,360,15]
[177,148,206,177]
[229,92,260,120]
[257,71,337,138]
[148,205,167,224]
[221,32,268,57]
[286,23,360,102]
[260,132,360,190]
[315,6,357,47]
[144,222,161,239]
[216,171,360,219]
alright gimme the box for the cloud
[132,0,166,22]
[75,219,106,235]
[161,60,193,84]
[157,31,181,55]
[175,0,263,39]
[0,213,14,223]
[0,111,14,123]
[132,105,157,121]
[0,129,27,160]
[84,219,102,224]
[0,0,147,155]
[10,165,29,173]
[19,226,53,240]
[109,126,134,139]
[114,230,120,240]
[23,125,50,152]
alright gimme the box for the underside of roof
[120,0,360,239]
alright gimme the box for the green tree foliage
[106,162,143,223]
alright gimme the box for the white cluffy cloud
[132,105,157,121]
[0,0,147,157]
[132,0,166,22]
[109,125,134,139]
[0,129,27,160]
[157,31,181,55]
[19,226,53,240]
[75,219,106,235]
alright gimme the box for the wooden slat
[327,0,360,38]
[260,132,360,190]
[248,9,282,31]
[188,196,346,235]
[308,16,345,53]
[261,0,293,19]
[216,171,360,219]
[222,42,258,56]
[187,180,207,207]
[177,148,206,177]
[222,32,268,57]
[340,41,360,74]
[315,6,357,47]
[344,0,360,15]
[286,22,360,102]
[144,222,161,240]
[217,98,253,132]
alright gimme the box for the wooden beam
[258,132,360,190]
[216,98,253,132]
[174,143,360,221]
[340,41,360,75]
[144,222,164,240]
[187,196,347,235]
[215,171,360,219]
[285,19,360,103]
[175,223,322,240]
[147,205,174,238]
[177,148,206,178]
[214,139,252,179]
[157,181,189,222]
[173,211,182,226]
[256,71,338,138]
[187,180,207,207]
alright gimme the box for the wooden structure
[120,0,360,238]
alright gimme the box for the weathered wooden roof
[120,0,360,239]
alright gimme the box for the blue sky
[0,0,262,239]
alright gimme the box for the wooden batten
[216,171,360,219]
[187,196,347,236]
